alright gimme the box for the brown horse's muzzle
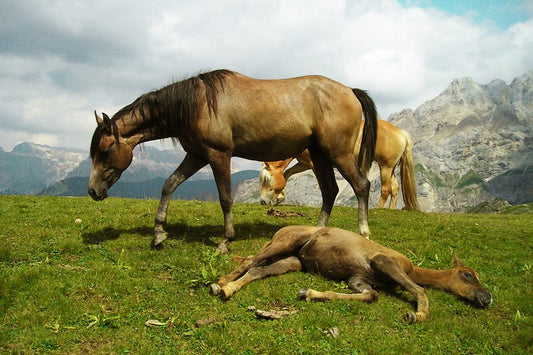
[88,167,121,201]
[88,186,108,201]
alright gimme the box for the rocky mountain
[235,70,533,212]
[0,143,86,194]
[388,70,532,211]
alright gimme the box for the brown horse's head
[88,112,133,201]
[446,257,492,308]
[259,162,287,206]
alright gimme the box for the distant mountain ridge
[0,142,253,199]
[0,142,86,195]
[40,170,259,201]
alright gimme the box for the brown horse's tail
[399,130,419,211]
[352,89,377,174]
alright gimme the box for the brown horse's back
[201,73,364,162]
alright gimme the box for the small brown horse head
[88,112,134,201]
[259,162,287,205]
[446,256,492,308]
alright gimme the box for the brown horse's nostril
[260,200,267,206]
[88,188,96,199]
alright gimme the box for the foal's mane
[113,69,234,139]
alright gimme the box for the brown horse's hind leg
[218,256,302,300]
[153,154,207,248]
[333,157,371,237]
[308,147,339,226]
[370,254,429,323]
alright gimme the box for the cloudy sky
[1,0,532,162]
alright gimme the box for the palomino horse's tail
[399,130,419,211]
[352,89,377,174]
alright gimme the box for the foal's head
[88,112,134,201]
[259,162,287,206]
[446,257,492,308]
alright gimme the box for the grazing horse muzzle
[88,186,108,201]
[88,167,121,201]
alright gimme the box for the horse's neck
[114,111,165,146]
[411,267,454,290]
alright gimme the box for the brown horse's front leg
[308,147,338,227]
[209,153,234,254]
[153,154,206,248]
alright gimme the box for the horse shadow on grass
[81,221,286,249]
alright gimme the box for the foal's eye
[463,271,473,278]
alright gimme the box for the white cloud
[0,0,532,154]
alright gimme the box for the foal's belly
[298,231,372,281]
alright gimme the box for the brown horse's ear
[453,255,464,268]
[95,110,103,125]
[102,113,112,129]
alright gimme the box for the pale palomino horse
[211,226,492,323]
[260,119,419,210]
[89,70,377,252]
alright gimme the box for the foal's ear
[453,255,464,268]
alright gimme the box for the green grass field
[1,196,532,353]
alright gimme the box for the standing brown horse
[260,119,419,210]
[89,70,377,252]
[211,226,492,323]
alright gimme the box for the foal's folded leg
[298,288,378,302]
[219,256,302,300]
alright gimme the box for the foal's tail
[352,89,377,174]
[399,130,419,211]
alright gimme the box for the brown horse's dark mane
[92,69,234,154]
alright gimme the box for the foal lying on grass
[211,226,492,323]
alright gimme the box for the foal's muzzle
[476,292,493,308]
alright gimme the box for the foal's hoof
[210,283,221,296]
[404,311,417,324]
[298,289,310,299]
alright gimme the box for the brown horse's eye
[463,271,473,279]
[100,150,110,160]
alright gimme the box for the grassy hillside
[0,196,532,353]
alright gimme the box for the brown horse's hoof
[404,311,417,324]
[217,240,231,254]
[151,231,168,249]
[210,283,221,296]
